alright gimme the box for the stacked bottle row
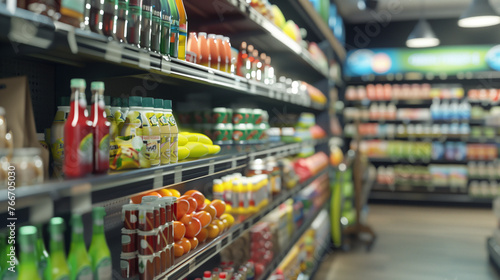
[21,0,188,59]
[50,79,179,178]
[1,208,111,280]
[120,196,176,280]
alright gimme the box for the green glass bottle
[45,218,70,280]
[67,215,93,280]
[0,232,18,280]
[18,226,41,280]
[159,0,171,55]
[35,224,49,279]
[168,0,179,58]
[88,207,112,280]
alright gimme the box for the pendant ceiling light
[406,19,440,48]
[458,0,500,28]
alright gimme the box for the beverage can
[233,108,249,124]
[213,123,230,144]
[121,228,138,253]
[122,204,139,229]
[154,252,161,277]
[233,124,247,143]
[138,204,155,231]
[213,107,228,124]
[138,254,155,280]
[138,229,157,255]
[253,109,263,124]
[120,252,138,279]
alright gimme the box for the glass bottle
[186,32,199,63]
[89,207,112,280]
[168,0,179,58]
[245,45,255,79]
[26,0,58,20]
[151,0,162,53]
[175,0,187,60]
[89,0,102,34]
[18,226,41,280]
[44,218,70,280]
[115,0,128,42]
[215,35,226,72]
[68,215,93,280]
[164,100,178,163]
[159,0,171,55]
[102,0,117,37]
[90,82,111,174]
[223,36,232,73]
[250,49,259,80]
[236,41,247,77]
[127,0,142,46]
[35,225,49,279]
[207,34,219,70]
[142,97,161,167]
[198,32,210,67]
[140,0,152,50]
[64,79,93,178]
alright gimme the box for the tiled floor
[314,204,500,280]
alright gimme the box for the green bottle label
[75,266,93,280]
[94,257,111,280]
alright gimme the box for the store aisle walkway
[315,205,499,280]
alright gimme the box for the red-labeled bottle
[64,79,93,178]
[236,41,247,77]
[89,82,111,174]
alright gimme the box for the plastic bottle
[208,34,220,70]
[164,100,178,163]
[203,271,213,280]
[198,32,210,67]
[459,100,471,120]
[102,0,117,37]
[222,176,233,213]
[216,35,227,72]
[219,272,227,280]
[168,0,180,58]
[18,226,41,280]
[151,0,162,53]
[51,97,70,179]
[222,37,232,73]
[247,177,256,214]
[140,0,152,50]
[141,97,161,166]
[90,82,111,174]
[104,96,111,121]
[264,56,274,85]
[35,225,49,279]
[68,215,93,280]
[231,179,241,214]
[111,97,125,136]
[250,49,259,80]
[239,178,249,215]
[121,96,149,168]
[127,0,143,46]
[245,45,254,79]
[213,179,224,201]
[45,217,70,280]
[159,0,171,55]
[89,207,112,280]
[155,99,171,165]
[236,41,247,77]
[187,32,200,63]
[64,79,93,178]
[115,0,128,42]
[176,0,187,60]
[121,97,130,117]
[59,0,85,28]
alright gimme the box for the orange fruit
[157,189,172,197]
[212,219,225,233]
[130,194,146,204]
[173,243,184,257]
[193,211,212,228]
[220,214,235,227]
[184,190,206,210]
[206,224,220,239]
[173,221,186,241]
[180,214,192,226]
[196,228,208,243]
[146,191,162,198]
[174,199,190,221]
[180,195,198,214]
[185,217,202,238]
[187,237,199,250]
[210,200,226,218]
[200,203,217,220]
[177,237,191,254]
[167,189,181,198]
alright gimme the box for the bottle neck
[50,233,65,253]
[20,243,37,264]
[71,226,85,244]
[93,220,105,235]
[70,89,87,117]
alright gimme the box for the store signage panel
[345,45,500,77]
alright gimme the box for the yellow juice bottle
[247,178,256,214]
[142,98,161,167]
[239,178,249,215]
[222,176,232,214]
[231,179,241,215]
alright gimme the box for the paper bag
[0,76,49,179]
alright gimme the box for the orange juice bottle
[198,32,210,67]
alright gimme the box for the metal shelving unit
[343,135,499,144]
[369,191,492,206]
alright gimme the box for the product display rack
[256,202,330,280]
[343,135,500,144]
[161,168,329,280]
[344,119,486,125]
[369,191,492,206]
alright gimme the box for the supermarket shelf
[256,204,328,280]
[345,100,435,107]
[307,235,330,280]
[344,119,484,125]
[269,0,346,61]
[488,237,500,271]
[0,5,325,111]
[161,168,329,280]
[0,139,327,219]
[368,158,471,165]
[369,191,492,206]
[344,71,500,83]
[183,0,329,81]
[344,135,499,144]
